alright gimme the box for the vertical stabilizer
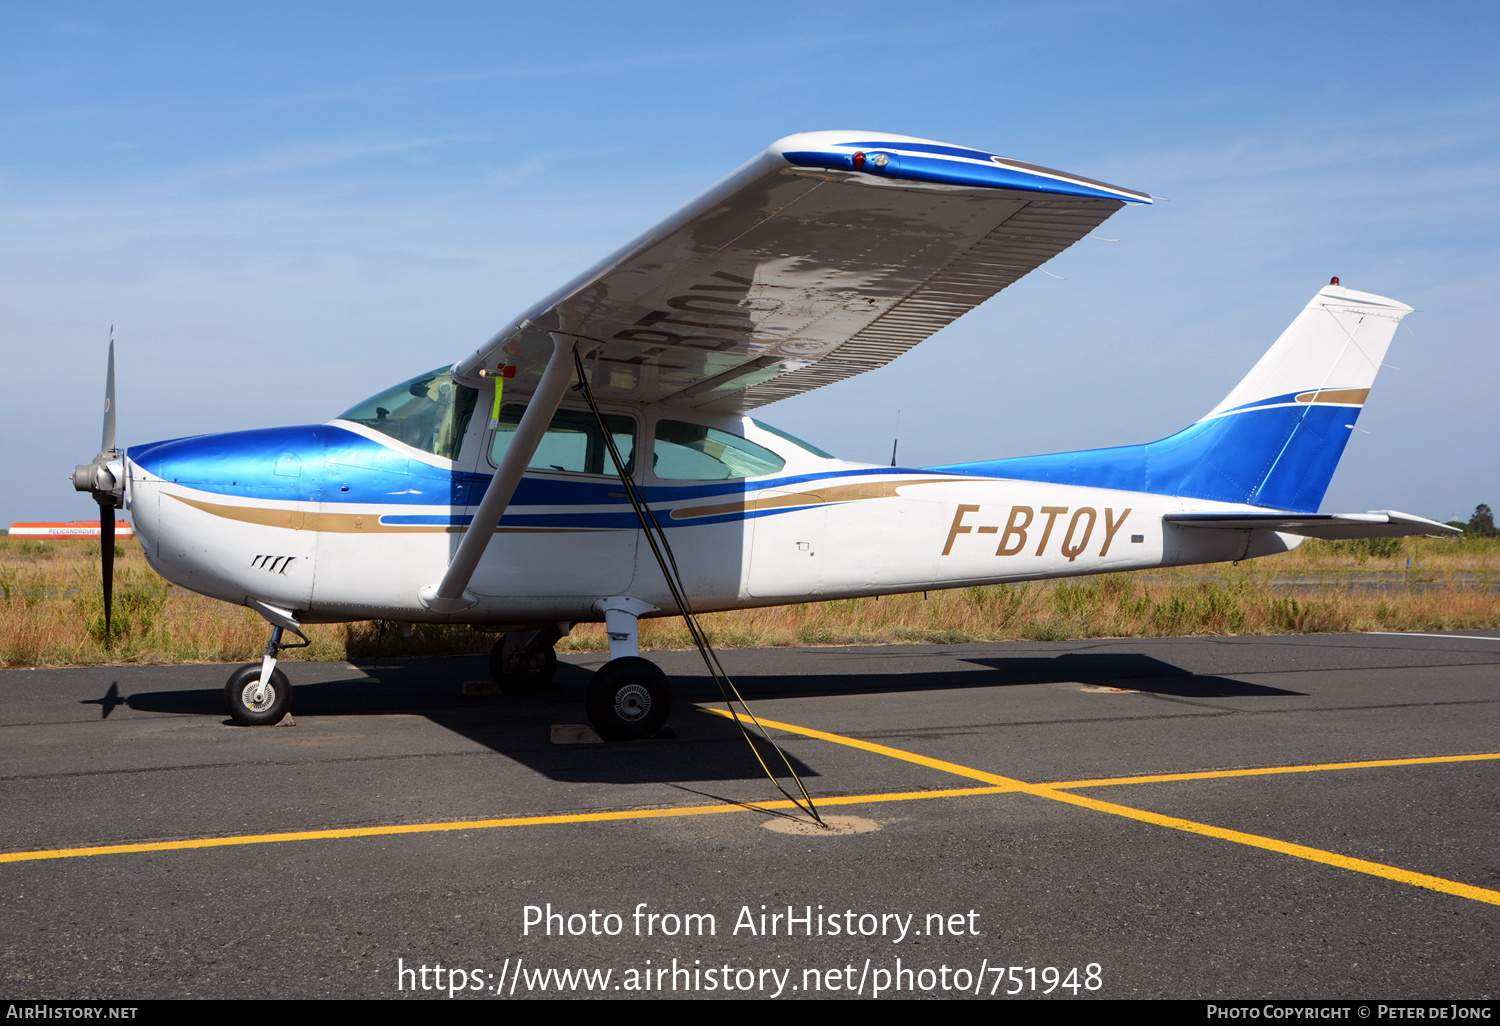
[1197,284,1412,509]
[933,284,1414,512]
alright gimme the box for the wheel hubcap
[241,680,275,712]
[613,683,651,723]
[504,642,545,678]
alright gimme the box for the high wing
[452,131,1150,410]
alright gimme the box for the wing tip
[768,131,1152,204]
[1316,283,1415,314]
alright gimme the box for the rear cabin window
[653,420,786,480]
[489,405,636,476]
[751,418,835,459]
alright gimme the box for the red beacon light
[1330,276,1340,286]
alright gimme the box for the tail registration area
[942,504,1136,560]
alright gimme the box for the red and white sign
[8,521,135,539]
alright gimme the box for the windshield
[338,367,478,460]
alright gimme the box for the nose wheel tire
[489,632,559,694]
[585,657,671,740]
[224,664,291,726]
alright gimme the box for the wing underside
[454,132,1147,410]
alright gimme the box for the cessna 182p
[73,131,1455,739]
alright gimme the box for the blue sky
[3,1,1496,526]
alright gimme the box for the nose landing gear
[225,602,309,726]
[224,663,291,726]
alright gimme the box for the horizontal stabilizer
[1165,510,1460,540]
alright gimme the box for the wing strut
[572,348,824,827]
[419,332,586,613]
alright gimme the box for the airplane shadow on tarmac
[958,653,1302,698]
[117,657,821,787]
[114,649,1298,786]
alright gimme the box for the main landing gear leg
[586,599,671,741]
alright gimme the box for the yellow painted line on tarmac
[1028,788,1500,906]
[7,707,1495,908]
[0,785,1010,865]
[715,708,1500,907]
[1046,752,1500,790]
[700,706,1032,786]
[1364,632,1500,642]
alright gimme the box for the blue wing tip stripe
[775,133,1151,204]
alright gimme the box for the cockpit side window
[488,404,637,476]
[338,368,478,461]
[653,420,786,480]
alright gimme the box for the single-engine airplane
[73,131,1457,738]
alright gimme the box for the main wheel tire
[585,657,672,741]
[223,664,291,726]
[488,632,558,694]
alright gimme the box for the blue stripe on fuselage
[931,404,1358,513]
[127,423,906,524]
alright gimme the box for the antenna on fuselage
[890,408,901,467]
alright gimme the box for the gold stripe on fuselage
[1295,388,1369,405]
[171,474,979,531]
[669,477,944,520]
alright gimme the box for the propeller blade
[100,501,115,643]
[79,331,122,645]
[102,334,116,453]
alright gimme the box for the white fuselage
[124,404,1295,628]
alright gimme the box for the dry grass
[2,533,1496,669]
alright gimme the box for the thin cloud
[179,134,475,181]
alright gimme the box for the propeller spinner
[72,334,125,641]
